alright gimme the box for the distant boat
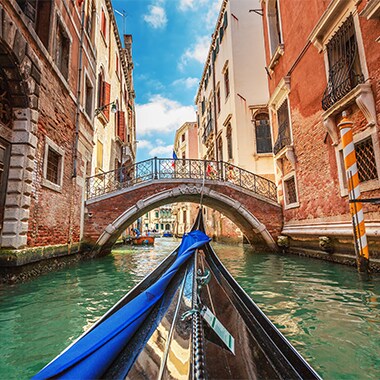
[162,231,173,237]
[33,210,321,380]
[129,235,155,246]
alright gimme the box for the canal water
[0,238,379,379]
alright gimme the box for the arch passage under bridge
[83,158,283,254]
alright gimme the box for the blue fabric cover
[33,230,210,380]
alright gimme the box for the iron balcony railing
[321,14,364,111]
[86,157,278,202]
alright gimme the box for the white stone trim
[283,171,299,209]
[360,0,380,19]
[282,220,380,237]
[42,136,65,192]
[309,0,361,52]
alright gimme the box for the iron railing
[322,14,364,111]
[86,157,277,202]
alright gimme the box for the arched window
[226,124,233,160]
[267,0,283,56]
[254,113,272,153]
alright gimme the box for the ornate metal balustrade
[86,158,277,202]
[321,14,364,111]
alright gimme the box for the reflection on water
[213,243,380,380]
[0,238,379,379]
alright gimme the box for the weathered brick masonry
[262,0,380,265]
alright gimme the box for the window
[17,0,52,48]
[217,137,223,161]
[43,137,64,191]
[273,99,291,155]
[267,0,283,56]
[355,138,378,182]
[115,54,119,77]
[226,124,233,160]
[216,86,221,114]
[55,20,70,79]
[155,211,159,218]
[85,76,93,117]
[201,98,205,115]
[322,14,364,111]
[181,133,185,143]
[224,68,230,98]
[101,9,107,40]
[284,175,298,206]
[96,140,103,173]
[86,1,96,43]
[97,69,105,108]
[254,113,272,153]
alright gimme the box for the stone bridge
[84,158,283,254]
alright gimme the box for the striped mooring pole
[338,114,369,273]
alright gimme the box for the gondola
[33,210,321,380]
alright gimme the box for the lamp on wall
[94,101,118,117]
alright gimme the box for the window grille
[255,113,272,153]
[284,176,297,205]
[273,99,291,155]
[46,148,60,184]
[322,14,364,110]
[355,138,378,182]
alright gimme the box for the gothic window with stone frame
[55,20,70,80]
[254,113,272,154]
[322,14,364,111]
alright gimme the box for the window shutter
[103,82,111,119]
[117,111,126,142]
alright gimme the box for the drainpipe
[73,0,86,178]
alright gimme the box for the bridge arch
[84,180,283,255]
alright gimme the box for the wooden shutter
[103,82,111,120]
[117,111,125,142]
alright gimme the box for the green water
[0,239,379,379]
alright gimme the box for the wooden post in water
[338,113,369,273]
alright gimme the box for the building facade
[195,0,274,181]
[0,0,135,267]
[141,206,175,235]
[92,0,136,176]
[261,0,380,257]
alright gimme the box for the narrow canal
[0,238,379,379]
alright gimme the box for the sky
[111,0,223,161]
